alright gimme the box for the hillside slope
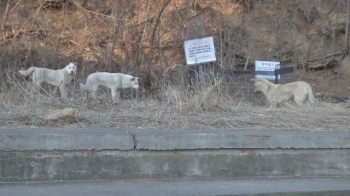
[1,0,350,130]
[0,0,349,99]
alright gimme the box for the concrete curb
[129,129,350,150]
[1,129,350,151]
[0,129,134,150]
[1,128,350,182]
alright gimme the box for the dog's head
[130,76,140,89]
[65,62,77,75]
[250,78,265,93]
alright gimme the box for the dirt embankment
[0,0,349,130]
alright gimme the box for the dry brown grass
[1,75,349,132]
[1,0,349,133]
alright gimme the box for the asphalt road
[1,178,350,196]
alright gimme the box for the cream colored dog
[79,72,139,104]
[251,78,316,107]
[19,63,77,99]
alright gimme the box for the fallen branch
[68,39,79,46]
[309,59,338,70]
[323,50,342,59]
[315,92,349,103]
[243,52,251,71]
[316,22,331,36]
[308,49,342,62]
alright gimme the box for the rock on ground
[42,108,78,123]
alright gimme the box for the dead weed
[0,81,349,132]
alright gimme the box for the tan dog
[251,78,316,107]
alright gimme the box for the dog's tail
[307,86,317,104]
[19,67,36,76]
[79,83,86,91]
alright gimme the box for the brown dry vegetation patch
[1,0,350,131]
[1,80,349,132]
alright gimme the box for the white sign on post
[184,36,216,66]
[255,60,280,80]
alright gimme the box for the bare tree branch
[2,0,11,39]
[345,0,350,55]
[149,0,171,56]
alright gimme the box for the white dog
[19,63,77,99]
[79,72,139,103]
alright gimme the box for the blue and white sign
[255,60,280,80]
[184,36,216,66]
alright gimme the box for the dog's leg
[294,90,307,105]
[269,96,278,108]
[64,86,68,99]
[269,101,277,108]
[90,85,98,99]
[111,88,120,104]
[31,77,42,96]
[52,87,58,95]
[294,97,306,105]
[31,82,39,98]
[33,82,41,92]
[294,97,303,105]
[79,83,85,91]
[59,85,67,99]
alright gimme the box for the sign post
[186,13,216,85]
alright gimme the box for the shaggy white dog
[79,72,139,103]
[19,63,77,99]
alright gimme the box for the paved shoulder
[1,178,350,196]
